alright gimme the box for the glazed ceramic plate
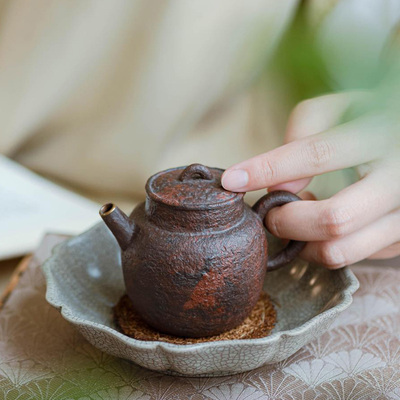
[42,223,359,377]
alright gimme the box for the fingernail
[221,169,248,190]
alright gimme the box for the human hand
[221,92,400,268]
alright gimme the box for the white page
[0,155,100,259]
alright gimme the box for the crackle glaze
[41,223,359,377]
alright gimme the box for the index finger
[221,114,391,192]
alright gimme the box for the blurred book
[0,155,99,260]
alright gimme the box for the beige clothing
[1,0,399,206]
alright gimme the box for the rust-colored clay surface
[113,292,276,344]
[100,164,305,338]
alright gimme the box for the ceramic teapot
[100,164,305,338]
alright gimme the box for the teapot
[100,164,305,338]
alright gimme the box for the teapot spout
[99,203,137,251]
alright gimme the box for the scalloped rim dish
[42,224,359,376]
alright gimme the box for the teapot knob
[179,164,213,181]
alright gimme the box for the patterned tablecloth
[1,235,400,400]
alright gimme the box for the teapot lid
[146,164,241,209]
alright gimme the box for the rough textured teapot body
[100,164,304,338]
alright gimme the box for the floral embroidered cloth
[0,235,399,400]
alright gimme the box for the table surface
[1,237,400,399]
[0,258,21,293]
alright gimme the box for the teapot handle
[252,191,306,271]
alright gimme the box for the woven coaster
[114,291,276,345]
